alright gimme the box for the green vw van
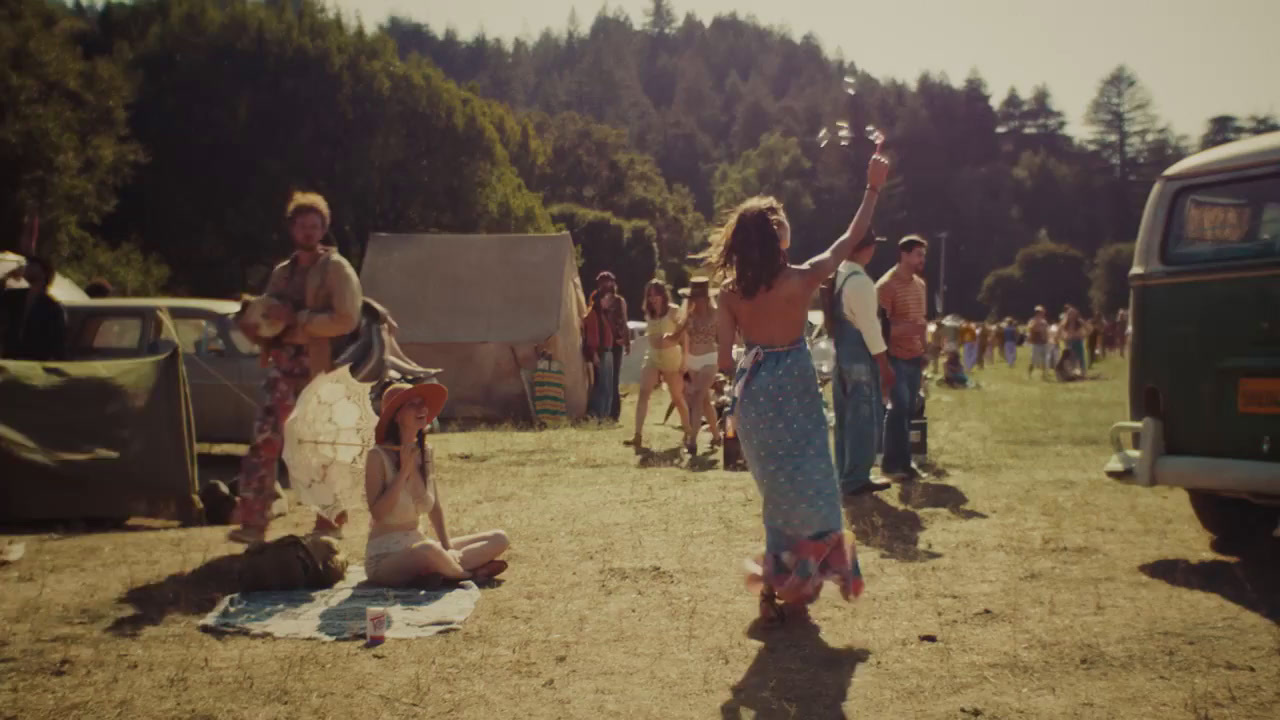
[1104,132,1280,543]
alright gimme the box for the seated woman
[942,349,970,388]
[364,383,509,586]
[1055,347,1084,383]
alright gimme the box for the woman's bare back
[723,266,820,346]
[713,148,891,370]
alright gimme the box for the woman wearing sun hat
[668,277,724,454]
[364,382,509,586]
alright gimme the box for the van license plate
[1238,378,1280,414]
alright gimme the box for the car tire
[1187,490,1278,544]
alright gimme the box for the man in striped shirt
[876,235,929,481]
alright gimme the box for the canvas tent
[361,233,590,422]
[0,348,201,524]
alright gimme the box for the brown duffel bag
[238,534,348,592]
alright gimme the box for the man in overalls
[229,192,363,545]
[830,228,895,498]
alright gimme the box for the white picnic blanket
[198,565,480,641]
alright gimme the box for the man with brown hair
[229,191,362,545]
[594,271,631,421]
[876,235,928,481]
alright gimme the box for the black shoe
[843,480,892,500]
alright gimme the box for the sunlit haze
[332,0,1279,140]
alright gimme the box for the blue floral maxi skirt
[731,341,864,605]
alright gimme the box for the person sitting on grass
[942,349,970,388]
[1054,347,1085,383]
[364,382,509,587]
[710,374,731,421]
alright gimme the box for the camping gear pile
[3,233,585,526]
[2,289,440,525]
[238,533,349,592]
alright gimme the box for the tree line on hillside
[3,0,1276,318]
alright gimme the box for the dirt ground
[2,355,1277,720]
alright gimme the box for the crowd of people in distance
[927,305,1128,386]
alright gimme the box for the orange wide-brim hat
[375,382,449,444]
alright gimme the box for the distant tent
[360,233,590,422]
[0,348,201,524]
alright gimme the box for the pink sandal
[227,525,266,546]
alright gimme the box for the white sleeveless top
[368,446,435,529]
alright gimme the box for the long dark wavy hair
[642,279,672,320]
[383,422,428,478]
[712,196,788,300]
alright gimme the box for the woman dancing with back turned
[714,146,890,623]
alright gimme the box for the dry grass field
[2,355,1278,719]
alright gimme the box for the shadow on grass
[721,617,869,720]
[687,453,720,473]
[0,518,180,537]
[1140,538,1280,624]
[917,459,948,478]
[107,553,246,637]
[843,495,941,563]
[897,479,987,520]
[636,447,686,469]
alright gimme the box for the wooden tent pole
[512,345,537,423]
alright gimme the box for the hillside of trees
[4,0,1277,317]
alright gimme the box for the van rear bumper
[1104,418,1280,494]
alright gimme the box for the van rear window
[1165,174,1280,265]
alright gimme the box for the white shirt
[838,261,888,356]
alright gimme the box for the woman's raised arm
[800,150,891,284]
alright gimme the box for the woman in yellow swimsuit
[632,279,694,451]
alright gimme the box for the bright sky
[331,0,1279,140]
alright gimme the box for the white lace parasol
[282,366,378,520]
